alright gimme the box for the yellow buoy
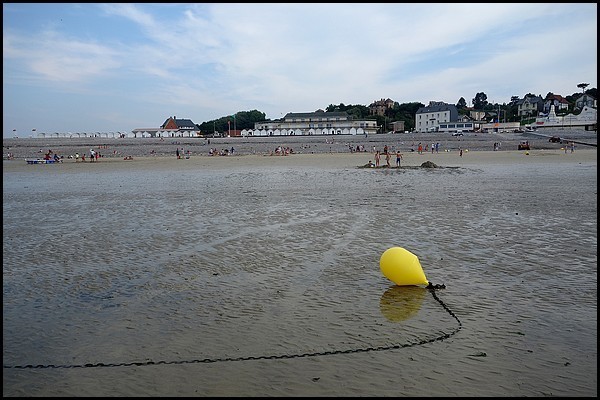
[380,247,428,286]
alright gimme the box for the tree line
[196,85,597,134]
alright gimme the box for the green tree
[577,82,589,94]
[197,110,266,134]
[325,103,371,118]
[388,102,424,132]
[345,105,371,119]
[472,92,488,109]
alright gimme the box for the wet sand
[2,138,597,396]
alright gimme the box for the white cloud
[3,3,597,136]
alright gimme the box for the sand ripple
[3,155,597,396]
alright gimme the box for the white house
[517,95,544,117]
[245,111,379,136]
[415,101,460,132]
[574,94,596,110]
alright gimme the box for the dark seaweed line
[4,287,460,369]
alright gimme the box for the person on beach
[89,148,95,162]
[385,151,391,167]
[75,152,80,162]
[459,147,463,157]
[396,151,403,167]
[418,142,423,154]
[375,151,380,167]
[176,148,180,159]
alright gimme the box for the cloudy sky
[3,3,597,137]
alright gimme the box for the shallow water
[3,158,597,396]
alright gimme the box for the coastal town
[14,90,597,141]
[4,88,597,162]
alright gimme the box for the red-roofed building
[131,116,200,138]
[161,116,197,131]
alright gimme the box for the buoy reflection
[379,285,426,322]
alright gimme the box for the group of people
[348,144,367,153]
[415,142,440,154]
[43,149,63,162]
[372,148,403,168]
[565,141,576,153]
[73,148,101,162]
[271,146,294,156]
[176,147,192,159]
[208,147,236,156]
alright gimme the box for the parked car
[549,136,562,143]
[452,131,464,136]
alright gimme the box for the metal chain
[4,285,460,370]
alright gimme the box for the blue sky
[3,3,597,137]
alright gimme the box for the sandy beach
[3,134,597,396]
[2,127,597,172]
[3,127,597,161]
[2,146,598,173]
